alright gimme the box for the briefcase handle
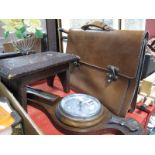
[81,21,114,31]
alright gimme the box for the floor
[27,77,154,135]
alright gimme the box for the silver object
[56,94,103,122]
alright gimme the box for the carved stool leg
[57,69,70,93]
[9,80,27,111]
[15,86,27,111]
[47,75,55,87]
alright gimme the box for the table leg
[57,69,70,93]
[9,80,27,111]
[16,86,27,111]
[47,75,55,87]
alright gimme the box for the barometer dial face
[58,94,102,120]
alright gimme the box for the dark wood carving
[27,87,144,135]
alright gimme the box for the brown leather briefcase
[66,25,148,117]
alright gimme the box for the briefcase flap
[67,29,145,79]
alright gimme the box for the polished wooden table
[0,51,79,111]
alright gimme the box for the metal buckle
[106,65,119,83]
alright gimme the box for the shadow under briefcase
[66,24,148,117]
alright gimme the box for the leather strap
[81,21,114,31]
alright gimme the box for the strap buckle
[106,65,119,83]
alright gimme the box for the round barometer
[55,94,104,128]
